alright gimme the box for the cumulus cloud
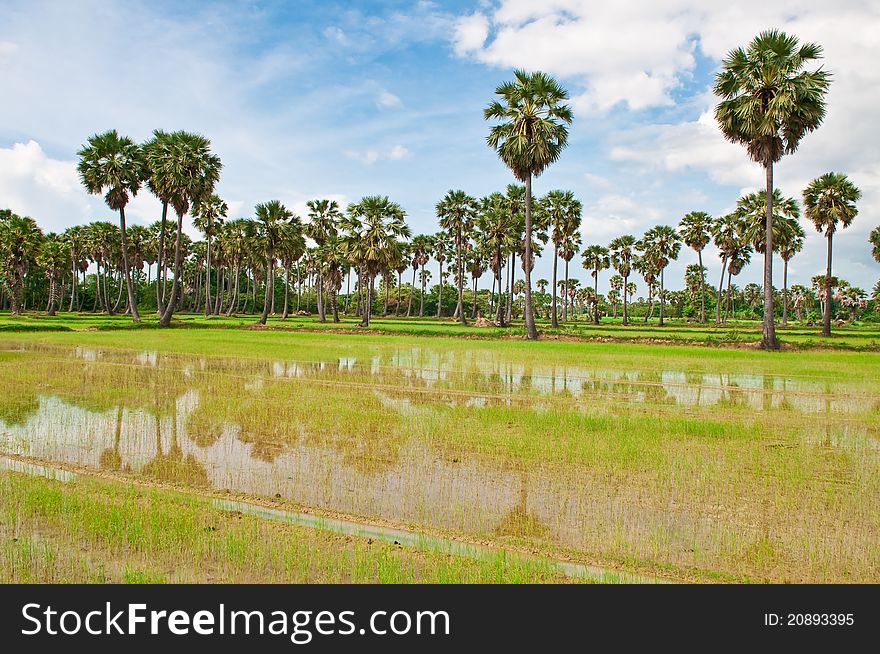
[376,89,402,108]
[453,12,489,55]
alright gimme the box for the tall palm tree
[77,129,144,321]
[542,190,582,327]
[432,232,453,317]
[279,216,307,320]
[306,199,343,322]
[61,225,86,312]
[0,211,43,315]
[559,229,582,322]
[343,196,411,328]
[193,193,228,316]
[778,217,806,327]
[711,213,746,324]
[145,131,222,327]
[485,70,573,340]
[36,234,70,316]
[714,29,830,349]
[436,190,478,325]
[678,211,713,323]
[581,244,609,325]
[609,235,636,326]
[638,225,681,326]
[476,193,516,327]
[254,201,295,325]
[738,189,800,254]
[408,234,432,317]
[803,172,861,336]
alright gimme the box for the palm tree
[61,225,86,312]
[738,189,800,254]
[638,225,681,326]
[581,244,609,325]
[193,193,228,316]
[146,131,222,327]
[684,263,707,318]
[711,213,745,324]
[803,172,861,336]
[778,217,806,326]
[542,190,582,327]
[485,70,573,340]
[35,234,70,316]
[408,234,432,317]
[279,217,307,320]
[0,211,43,315]
[306,199,343,322]
[254,201,295,325]
[476,193,516,327]
[714,29,831,349]
[870,226,880,264]
[609,235,636,325]
[678,211,713,323]
[77,129,144,321]
[344,196,411,328]
[432,232,451,317]
[436,190,478,325]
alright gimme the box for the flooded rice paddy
[1,337,879,582]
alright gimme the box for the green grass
[2,310,879,350]
[1,322,878,583]
[0,470,570,583]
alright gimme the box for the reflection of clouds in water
[135,350,158,367]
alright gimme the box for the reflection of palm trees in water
[142,397,209,486]
[494,470,550,541]
[98,404,123,471]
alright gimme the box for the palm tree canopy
[638,225,682,270]
[608,235,636,277]
[77,129,143,211]
[306,198,343,246]
[344,196,411,277]
[679,211,713,252]
[484,70,573,181]
[193,193,228,237]
[870,226,880,264]
[803,172,861,237]
[736,189,800,252]
[436,190,478,235]
[714,29,831,166]
[581,244,610,278]
[143,130,222,217]
[254,200,295,258]
[778,217,806,261]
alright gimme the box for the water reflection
[1,342,878,572]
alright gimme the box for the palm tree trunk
[563,257,570,322]
[724,271,732,323]
[260,260,273,325]
[522,175,538,338]
[456,226,467,325]
[406,267,415,317]
[782,258,789,327]
[436,260,443,317]
[361,273,373,327]
[112,269,125,313]
[622,273,629,326]
[659,268,665,327]
[505,253,513,323]
[472,276,478,318]
[396,271,403,317]
[156,202,168,314]
[282,264,291,319]
[761,162,778,349]
[823,233,833,337]
[715,256,728,325]
[118,207,139,321]
[384,273,390,315]
[317,271,325,322]
[226,263,240,316]
[696,249,705,323]
[419,264,426,316]
[159,211,185,327]
[205,229,213,316]
[551,250,559,328]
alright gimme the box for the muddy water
[1,343,879,578]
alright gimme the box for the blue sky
[1,0,878,295]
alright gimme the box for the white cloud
[376,89,402,108]
[453,12,489,55]
[388,144,411,160]
[0,40,16,63]
[345,144,411,165]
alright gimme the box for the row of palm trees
[0,30,876,343]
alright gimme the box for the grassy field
[2,310,879,349]
[1,315,879,583]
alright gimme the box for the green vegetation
[1,326,878,583]
[1,470,568,583]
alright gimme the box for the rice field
[1,322,879,583]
